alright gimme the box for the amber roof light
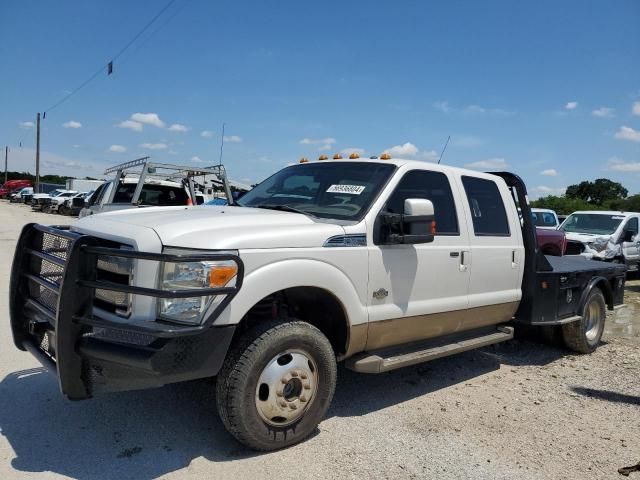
[318,154,329,161]
[333,153,343,160]
[348,153,360,159]
[299,157,309,163]
[380,153,392,160]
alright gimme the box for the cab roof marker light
[333,154,343,160]
[349,153,360,159]
[299,157,309,163]
[318,154,329,161]
[380,153,392,160]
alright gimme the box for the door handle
[449,251,460,258]
[459,251,469,272]
[511,250,518,268]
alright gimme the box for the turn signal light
[209,265,238,287]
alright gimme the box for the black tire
[561,288,606,353]
[59,205,68,216]
[216,319,337,451]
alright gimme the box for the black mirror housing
[379,199,436,245]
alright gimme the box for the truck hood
[564,232,612,244]
[74,205,346,249]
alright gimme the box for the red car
[536,227,566,256]
[0,179,32,199]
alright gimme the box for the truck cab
[10,156,626,452]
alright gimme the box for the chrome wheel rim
[255,350,318,427]
[585,300,603,341]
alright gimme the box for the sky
[1,0,639,197]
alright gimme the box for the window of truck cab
[238,162,396,221]
[461,176,511,236]
[382,169,460,236]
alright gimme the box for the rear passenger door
[458,175,524,318]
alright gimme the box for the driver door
[366,169,471,350]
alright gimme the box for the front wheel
[561,288,606,353]
[216,319,337,451]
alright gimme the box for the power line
[42,0,180,115]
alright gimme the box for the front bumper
[10,224,243,399]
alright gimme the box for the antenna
[437,135,450,165]
[218,122,225,166]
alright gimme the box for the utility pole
[35,112,41,193]
[4,146,8,184]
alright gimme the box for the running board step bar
[346,325,514,374]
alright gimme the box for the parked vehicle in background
[9,187,33,203]
[0,179,31,198]
[59,191,93,216]
[560,210,640,272]
[43,191,81,214]
[30,189,68,210]
[65,178,105,193]
[79,157,233,218]
[10,156,626,451]
[531,208,560,229]
[536,227,566,256]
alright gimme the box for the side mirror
[623,229,636,243]
[380,198,436,245]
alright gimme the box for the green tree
[530,195,595,215]
[565,178,628,205]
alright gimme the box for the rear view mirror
[380,198,436,245]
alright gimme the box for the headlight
[157,255,238,325]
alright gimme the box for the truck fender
[578,276,614,315]
[214,258,368,329]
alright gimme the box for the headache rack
[10,223,243,399]
[103,157,234,205]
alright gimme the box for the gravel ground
[0,201,638,479]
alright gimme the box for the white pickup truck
[10,157,626,451]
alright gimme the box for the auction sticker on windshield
[327,184,366,195]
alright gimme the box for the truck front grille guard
[10,223,244,398]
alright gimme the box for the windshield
[561,213,624,235]
[532,211,557,227]
[238,162,396,220]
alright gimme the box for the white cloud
[382,142,439,162]
[565,101,578,110]
[633,102,640,116]
[532,185,566,196]
[108,145,127,153]
[117,120,143,132]
[200,130,214,138]
[607,157,640,172]
[540,168,558,177]
[8,147,102,176]
[340,148,366,157]
[300,137,336,145]
[464,157,508,170]
[614,126,640,143]
[19,121,34,129]
[434,102,513,116]
[451,135,485,148]
[223,135,242,143]
[140,143,168,150]
[168,123,189,132]
[591,107,614,118]
[131,112,165,128]
[433,101,451,113]
[191,156,204,163]
[387,142,419,157]
[63,120,82,129]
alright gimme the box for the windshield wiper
[254,204,316,217]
